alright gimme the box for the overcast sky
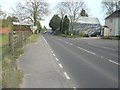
[0,0,109,28]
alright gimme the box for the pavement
[43,33,118,88]
[18,34,74,88]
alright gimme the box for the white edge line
[56,58,59,61]
[64,72,70,79]
[42,35,47,44]
[59,63,63,68]
[53,53,55,56]
[109,60,119,65]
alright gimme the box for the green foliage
[63,15,70,34]
[49,14,61,31]
[2,19,7,27]
[80,9,88,17]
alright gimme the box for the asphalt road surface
[43,33,119,88]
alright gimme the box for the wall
[105,18,115,36]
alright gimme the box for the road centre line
[64,72,70,79]
[65,41,73,45]
[109,60,119,65]
[77,46,96,55]
[59,63,63,68]
[58,39,62,40]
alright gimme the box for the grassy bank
[2,33,38,88]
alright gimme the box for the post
[9,32,14,55]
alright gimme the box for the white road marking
[65,41,72,45]
[58,39,62,40]
[51,51,53,53]
[42,36,47,44]
[109,60,119,65]
[56,58,59,61]
[59,63,63,68]
[77,46,96,55]
[103,47,116,51]
[100,56,103,58]
[64,72,70,79]
[53,53,55,56]
[73,87,76,90]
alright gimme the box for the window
[110,29,112,32]
[109,19,113,22]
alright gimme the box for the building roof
[77,17,100,25]
[105,10,120,20]
[12,22,33,26]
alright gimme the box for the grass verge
[2,48,24,88]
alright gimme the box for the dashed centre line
[65,41,73,45]
[77,46,96,55]
[109,60,119,65]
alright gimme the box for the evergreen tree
[63,15,69,34]
[49,14,61,32]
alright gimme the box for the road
[43,33,119,88]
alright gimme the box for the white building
[69,17,101,35]
[104,10,120,36]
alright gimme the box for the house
[69,17,101,36]
[12,22,32,32]
[104,10,120,36]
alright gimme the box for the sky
[0,0,108,28]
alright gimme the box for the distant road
[43,33,118,88]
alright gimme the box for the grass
[27,34,38,43]
[2,55,23,88]
[2,47,24,88]
[2,33,39,88]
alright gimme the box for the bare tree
[12,0,49,25]
[57,0,86,32]
[0,6,7,19]
[102,0,120,16]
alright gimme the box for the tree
[63,15,70,34]
[0,6,7,19]
[57,0,86,33]
[49,14,61,32]
[102,1,120,16]
[80,9,88,17]
[12,0,49,26]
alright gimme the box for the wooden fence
[2,31,32,59]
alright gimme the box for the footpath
[18,34,71,88]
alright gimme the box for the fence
[2,31,32,59]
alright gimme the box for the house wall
[105,18,115,36]
[105,17,120,36]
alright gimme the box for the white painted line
[100,56,103,58]
[58,39,62,40]
[77,46,96,55]
[64,72,70,79]
[51,51,53,53]
[73,87,76,90]
[42,36,48,44]
[59,63,63,68]
[53,53,55,56]
[65,41,72,45]
[56,58,59,61]
[109,60,119,65]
